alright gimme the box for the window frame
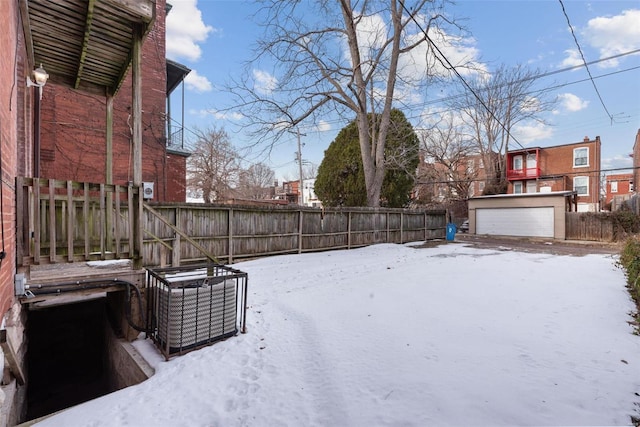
[573,147,589,168]
[513,181,523,194]
[574,176,589,196]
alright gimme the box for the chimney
[584,136,590,142]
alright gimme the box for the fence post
[228,207,234,264]
[386,212,390,243]
[347,211,352,249]
[400,212,404,244]
[172,206,181,266]
[66,181,74,261]
[298,209,303,254]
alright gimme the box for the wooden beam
[19,0,35,69]
[132,24,143,269]
[74,0,95,89]
[0,330,26,386]
[103,0,154,23]
[144,203,220,264]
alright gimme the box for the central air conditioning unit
[147,264,248,359]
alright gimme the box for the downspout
[33,88,40,177]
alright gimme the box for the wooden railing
[17,177,139,266]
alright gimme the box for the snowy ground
[36,242,640,426]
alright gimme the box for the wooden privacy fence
[17,177,447,267]
[17,177,139,266]
[143,204,447,266]
[565,212,614,242]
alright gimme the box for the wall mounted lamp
[27,64,49,101]
[26,64,49,88]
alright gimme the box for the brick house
[506,136,602,212]
[37,2,189,202]
[1,0,188,423]
[632,129,640,195]
[415,153,492,203]
[605,173,633,211]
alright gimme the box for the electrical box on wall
[143,182,154,199]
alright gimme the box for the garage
[468,191,575,240]
[476,207,554,237]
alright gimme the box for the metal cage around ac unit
[146,264,248,359]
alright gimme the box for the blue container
[446,223,457,241]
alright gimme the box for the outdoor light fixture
[26,64,49,100]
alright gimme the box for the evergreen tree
[316,109,419,207]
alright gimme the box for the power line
[558,0,615,123]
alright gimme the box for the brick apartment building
[1,0,188,422]
[604,173,633,211]
[38,1,189,202]
[506,136,602,212]
[632,129,640,195]
[415,153,492,203]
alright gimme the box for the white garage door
[476,207,554,238]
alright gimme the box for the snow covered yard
[37,242,640,426]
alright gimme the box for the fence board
[141,205,447,266]
[565,212,614,242]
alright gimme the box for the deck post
[132,24,143,269]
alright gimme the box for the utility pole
[297,128,304,206]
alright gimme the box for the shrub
[618,237,640,328]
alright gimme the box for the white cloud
[602,154,633,170]
[513,122,554,144]
[184,70,212,93]
[253,69,278,95]
[189,109,244,121]
[582,9,640,67]
[166,0,215,62]
[556,93,589,112]
[315,120,331,132]
[560,49,583,69]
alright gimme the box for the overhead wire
[557,0,615,123]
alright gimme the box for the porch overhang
[20,0,156,96]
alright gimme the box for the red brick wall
[0,0,26,317]
[508,137,601,209]
[633,130,640,193]
[166,153,187,201]
[605,173,633,204]
[38,0,184,202]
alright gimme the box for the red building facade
[506,136,602,211]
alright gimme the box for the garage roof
[20,0,156,95]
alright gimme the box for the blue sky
[166,0,640,182]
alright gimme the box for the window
[513,155,523,170]
[479,181,485,193]
[513,181,523,194]
[574,176,589,196]
[526,181,537,193]
[573,147,589,167]
[611,181,618,193]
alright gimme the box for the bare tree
[418,114,477,201]
[230,0,465,207]
[302,163,318,180]
[187,127,242,203]
[238,162,276,200]
[452,64,556,194]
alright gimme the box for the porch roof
[20,0,156,95]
